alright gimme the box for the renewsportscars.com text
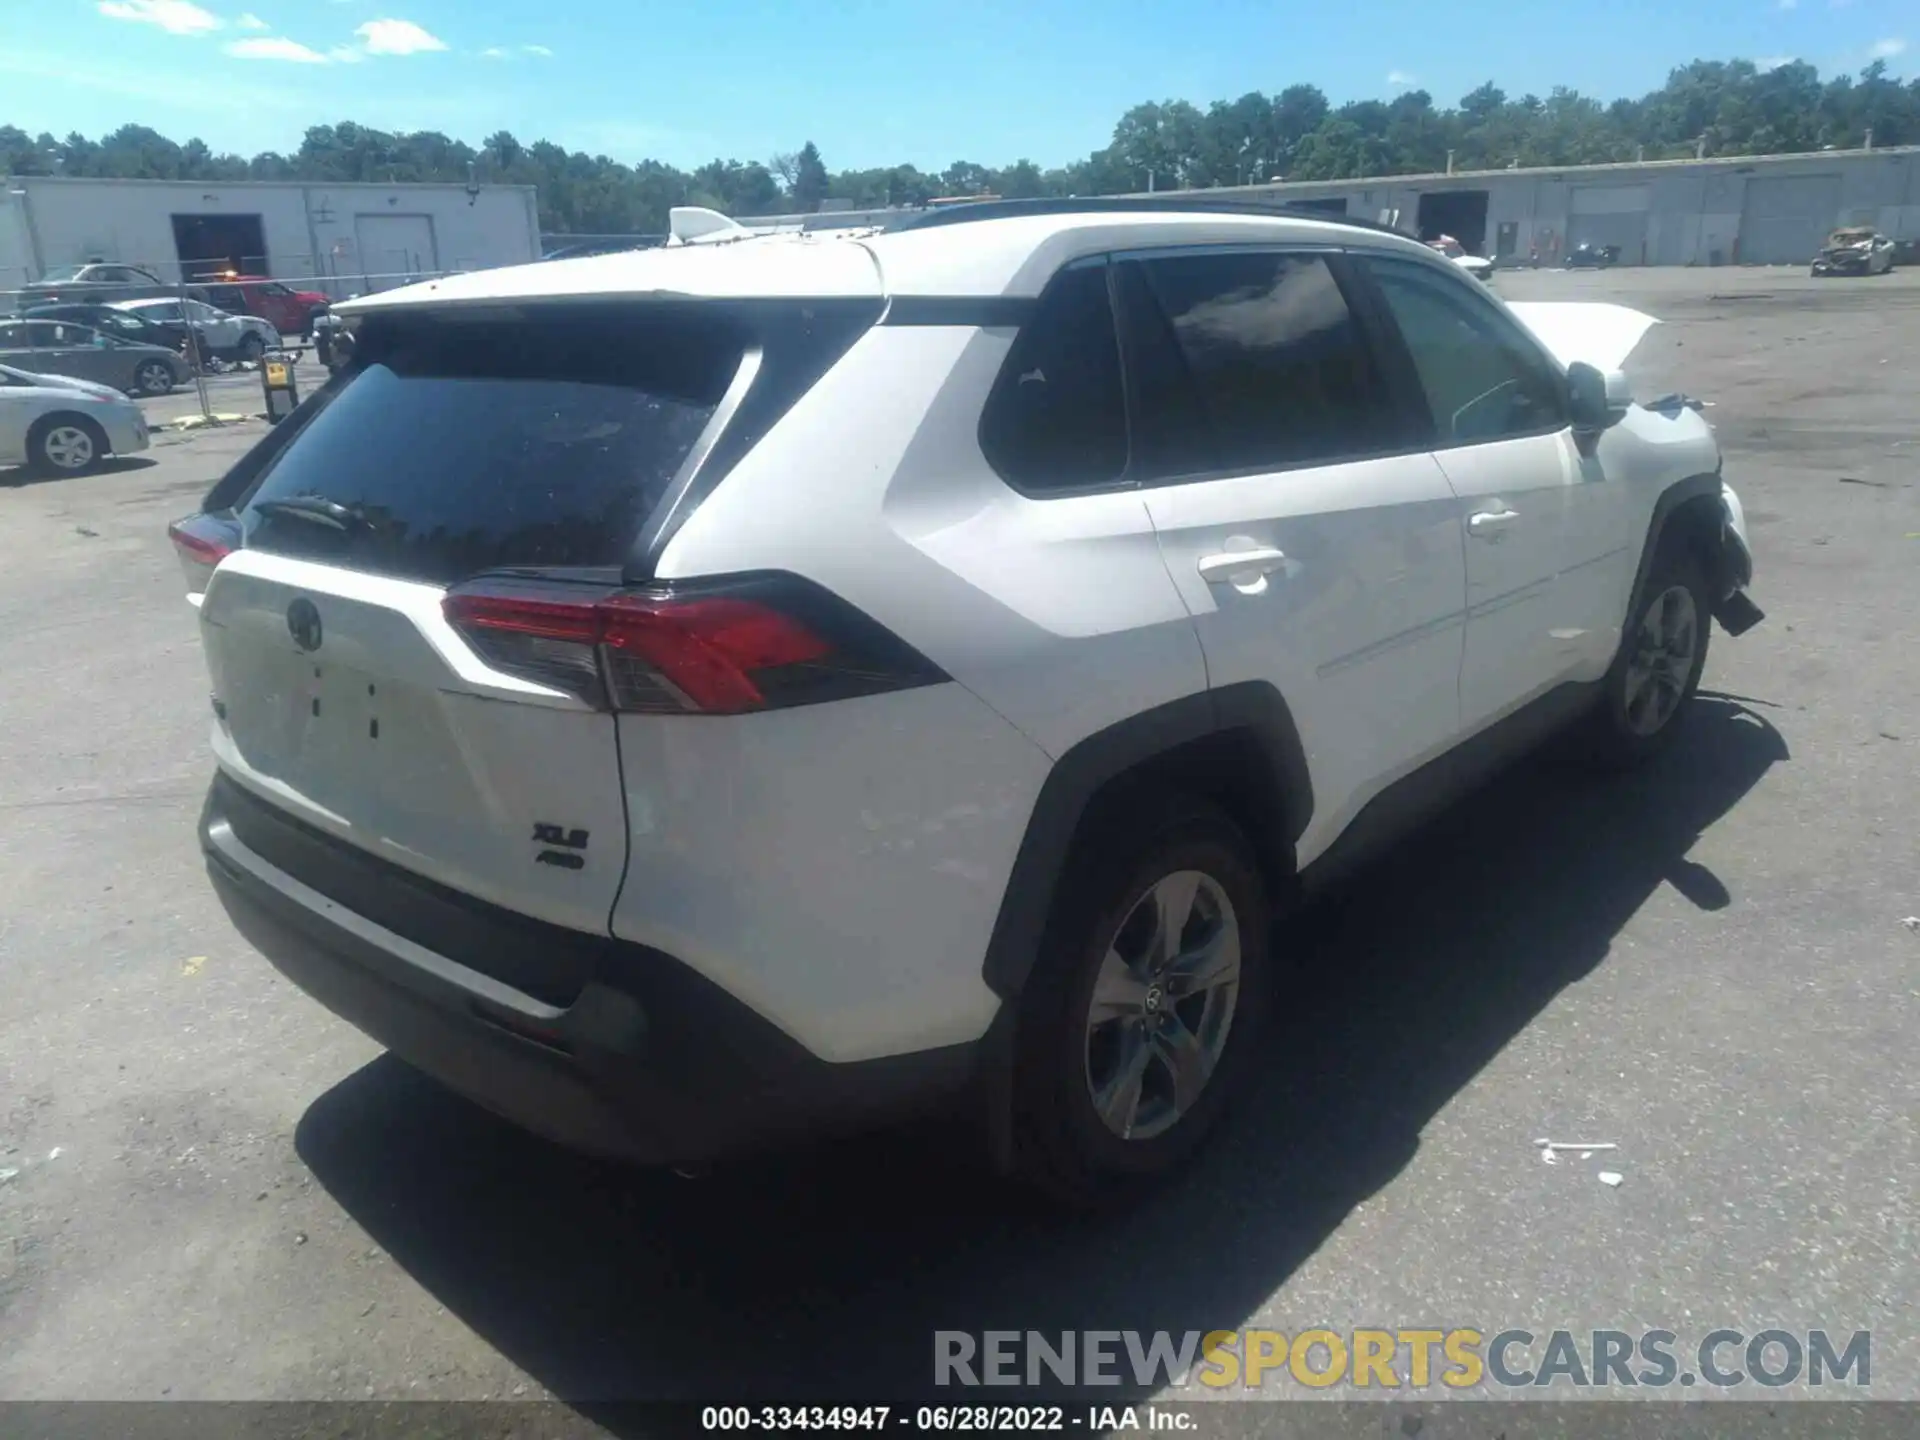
[933,1329,1871,1391]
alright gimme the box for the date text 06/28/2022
[702,1407,1193,1432]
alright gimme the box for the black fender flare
[1625,471,1729,612]
[977,680,1312,1002]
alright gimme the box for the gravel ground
[1,266,1915,1424]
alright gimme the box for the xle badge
[533,823,589,871]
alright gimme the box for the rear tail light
[443,573,946,716]
[168,512,239,594]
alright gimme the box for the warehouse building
[737,145,1918,268]
[1162,144,1920,266]
[0,176,544,295]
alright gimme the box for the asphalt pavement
[1,266,1915,1421]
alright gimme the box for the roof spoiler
[667,207,752,246]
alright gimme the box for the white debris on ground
[1598,1172,1625,1188]
[1535,1139,1618,1165]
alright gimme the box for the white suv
[171,199,1760,1204]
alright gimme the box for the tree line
[3,56,1915,236]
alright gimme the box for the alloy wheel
[1083,869,1242,1142]
[1623,583,1699,736]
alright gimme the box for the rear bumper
[201,774,979,1167]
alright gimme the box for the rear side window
[978,260,1128,493]
[1120,250,1402,480]
[239,305,744,586]
[1363,255,1568,444]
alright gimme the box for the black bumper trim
[201,774,980,1167]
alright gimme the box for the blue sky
[1,0,1911,172]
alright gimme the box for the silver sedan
[0,362,151,475]
[0,317,192,397]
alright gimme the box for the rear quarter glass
[234,304,747,587]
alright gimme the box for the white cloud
[235,11,269,28]
[328,45,366,63]
[354,18,448,54]
[1387,69,1416,87]
[1757,54,1796,71]
[225,35,330,62]
[522,44,553,56]
[480,45,511,58]
[1868,36,1908,58]
[96,0,221,35]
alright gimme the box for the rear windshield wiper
[252,496,371,532]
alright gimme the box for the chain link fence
[2,261,462,424]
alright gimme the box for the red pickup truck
[193,273,331,337]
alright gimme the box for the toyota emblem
[287,598,323,652]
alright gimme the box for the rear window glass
[239,305,744,586]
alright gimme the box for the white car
[1428,234,1494,282]
[172,198,1760,1204]
[1,361,150,474]
[114,297,279,363]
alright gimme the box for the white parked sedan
[1428,234,1495,282]
[113,297,280,363]
[0,362,151,475]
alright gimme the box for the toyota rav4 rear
[174,250,1047,1169]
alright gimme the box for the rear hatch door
[197,302,745,933]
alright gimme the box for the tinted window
[240,304,745,586]
[97,312,147,338]
[1365,256,1568,444]
[1122,250,1401,479]
[0,324,26,348]
[30,322,92,348]
[978,260,1127,493]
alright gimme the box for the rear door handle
[1197,546,1289,583]
[1469,507,1519,540]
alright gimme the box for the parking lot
[1,266,1916,1414]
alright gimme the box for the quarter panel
[656,324,1209,759]
[610,683,1048,1061]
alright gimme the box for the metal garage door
[1566,185,1650,263]
[353,213,440,290]
[1739,174,1842,265]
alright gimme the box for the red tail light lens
[599,595,832,712]
[168,518,234,566]
[443,574,943,716]
[168,514,241,598]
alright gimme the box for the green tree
[793,141,829,211]
[8,52,1917,232]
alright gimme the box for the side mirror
[1568,360,1630,433]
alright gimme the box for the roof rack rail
[884,195,1416,239]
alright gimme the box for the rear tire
[27,414,109,476]
[238,333,266,364]
[1581,542,1712,769]
[1008,793,1273,1209]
